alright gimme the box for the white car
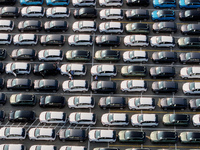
[72,21,97,33]
[0,127,26,140]
[180,67,200,79]
[123,50,148,63]
[120,80,147,92]
[91,64,117,77]
[60,146,86,150]
[0,144,25,150]
[61,64,86,76]
[131,114,158,127]
[21,6,45,18]
[0,20,14,32]
[62,80,89,92]
[128,97,155,110]
[30,145,56,150]
[150,36,175,48]
[38,49,63,61]
[69,112,96,125]
[192,114,200,127]
[28,128,56,141]
[13,34,38,46]
[68,96,95,108]
[72,0,96,7]
[39,111,67,124]
[89,130,116,142]
[99,22,123,34]
[101,113,129,126]
[46,7,70,18]
[0,34,12,45]
[124,35,149,47]
[99,0,123,7]
[68,34,93,46]
[6,62,31,76]
[100,9,123,20]
[182,82,200,95]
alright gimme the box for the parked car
[131,114,158,127]
[20,0,43,5]
[0,20,14,32]
[99,22,123,34]
[179,52,200,64]
[9,110,35,122]
[99,0,123,7]
[125,23,149,34]
[72,21,97,33]
[95,35,120,47]
[189,99,200,111]
[11,49,36,61]
[72,0,96,6]
[10,93,36,106]
[39,95,65,108]
[126,0,149,6]
[0,7,19,18]
[0,34,12,45]
[34,79,59,92]
[120,80,147,92]
[101,113,129,126]
[61,64,86,76]
[89,130,116,142]
[59,129,87,142]
[0,48,6,60]
[68,96,94,109]
[150,131,178,143]
[153,22,177,33]
[30,145,56,150]
[181,24,200,35]
[121,65,146,77]
[152,81,178,93]
[128,97,155,110]
[0,93,6,105]
[100,9,123,20]
[124,35,149,47]
[46,0,70,6]
[91,64,117,77]
[125,9,149,20]
[0,144,25,150]
[179,10,200,21]
[193,114,200,126]
[123,50,148,63]
[6,62,31,76]
[118,130,146,143]
[74,8,97,19]
[180,66,200,79]
[150,36,175,48]
[152,52,177,63]
[39,111,66,124]
[183,82,200,94]
[94,50,120,61]
[99,96,126,109]
[60,146,86,150]
[34,63,60,76]
[178,37,200,49]
[7,78,32,91]
[44,20,68,32]
[46,7,70,18]
[179,0,200,9]
[153,0,176,8]
[13,34,38,46]
[62,80,88,92]
[18,20,42,32]
[150,67,175,78]
[163,114,190,126]
[180,132,200,143]
[0,110,5,122]
[21,6,45,18]
[69,112,96,125]
[160,98,187,110]
[91,81,116,93]
[66,50,90,62]
[0,127,26,140]
[40,35,65,46]
[38,49,63,61]
[28,128,56,141]
[68,34,93,46]
[152,10,175,21]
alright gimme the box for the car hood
[160,99,167,107]
[6,79,12,88]
[46,8,51,16]
[180,68,188,77]
[152,52,159,60]
[69,113,76,122]
[38,50,44,59]
[131,115,139,124]
[40,36,46,44]
[44,22,50,29]
[28,128,35,138]
[181,25,187,32]
[189,99,196,108]
[99,0,105,4]
[150,67,156,76]
[193,115,200,124]
[120,81,128,89]
[163,114,170,123]
[21,7,26,15]
[34,80,40,89]
[68,35,75,43]
[89,130,95,140]
[121,66,128,74]
[11,49,18,57]
[118,131,125,140]
[128,98,136,107]
[68,97,74,106]
[59,130,66,139]
[180,132,187,142]
[39,112,45,121]
[95,36,101,43]
[72,22,79,30]
[99,98,106,106]
[150,37,157,45]
[152,82,159,90]
[179,53,186,61]
[13,34,20,43]
[10,94,16,103]
[62,81,69,89]
[124,36,131,44]
[123,51,130,60]
[91,82,97,90]
[91,66,98,74]
[150,131,157,141]
[101,114,109,124]
[5,63,12,73]
[99,23,105,31]
[153,23,159,30]
[182,83,190,92]
[100,10,106,17]
[18,22,23,29]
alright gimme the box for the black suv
[179,10,200,21]
[181,24,200,35]
[0,7,19,18]
[152,81,178,93]
[118,130,146,143]
[0,48,6,60]
[66,50,91,62]
[40,35,65,46]
[152,52,177,63]
[121,65,147,77]
[0,62,4,74]
[178,37,200,49]
[0,110,5,122]
[74,8,97,19]
[179,52,200,64]
[0,0,16,5]
[150,67,175,78]
[150,131,178,143]
[94,50,120,61]
[44,21,68,32]
[163,114,190,126]
[153,22,177,33]
[34,79,59,92]
[125,9,149,20]
[11,49,36,61]
[10,93,36,106]
[99,96,126,109]
[160,98,187,110]
[34,63,60,76]
[95,35,120,47]
[126,0,149,6]
[91,81,116,93]
[59,129,87,142]
[189,99,200,111]
[18,20,42,32]
[9,110,35,122]
[0,93,6,105]
[39,95,65,108]
[7,78,32,91]
[125,23,149,34]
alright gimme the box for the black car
[181,24,200,35]
[0,48,6,60]
[9,110,35,122]
[125,9,149,20]
[39,95,65,108]
[34,79,59,92]
[44,21,68,32]
[6,78,32,91]
[0,110,5,122]
[0,7,19,18]
[150,131,178,143]
[0,78,4,89]
[180,132,200,143]
[91,81,116,93]
[95,35,120,47]
[94,148,119,150]
[0,93,6,105]
[11,49,36,61]
[179,10,200,21]
[178,37,200,49]
[152,81,178,93]
[125,23,150,34]
[74,8,97,19]
[66,50,91,62]
[153,22,177,33]
[18,20,42,32]
[10,94,36,106]
[94,50,120,61]
[33,63,60,76]
[118,130,146,143]
[163,114,190,126]
[121,65,147,77]
[0,62,4,74]
[179,52,200,64]
[99,97,126,109]
[189,99,200,111]
[150,67,175,78]
[0,0,16,5]
[160,98,187,110]
[59,129,87,142]
[126,0,149,6]
[40,35,65,46]
[152,52,177,63]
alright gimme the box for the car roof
[14,110,34,118]
[127,131,144,138]
[113,113,126,121]
[70,64,84,71]
[170,98,186,104]
[68,129,85,136]
[161,36,173,42]
[130,66,146,72]
[2,7,17,12]
[163,81,177,88]
[79,8,96,13]
[50,21,66,26]
[160,22,176,28]
[109,9,121,15]
[54,7,67,12]
[101,65,114,72]
[194,82,200,89]
[49,112,64,119]
[101,81,115,88]
[45,96,64,103]
[39,63,57,70]
[191,67,200,74]
[13,78,30,85]
[139,98,153,105]
[161,10,174,14]
[73,50,89,56]
[189,52,200,58]
[133,23,148,29]
[158,131,176,138]
[133,9,148,14]
[132,51,147,57]
[100,130,114,138]
[73,80,86,87]
[28,6,43,12]
[80,113,93,120]
[134,35,147,41]
[143,114,156,122]
[42,79,57,86]
[0,34,10,39]
[160,67,175,73]
[17,49,35,55]
[187,37,200,43]
[39,128,53,136]
[77,35,90,41]
[161,52,176,57]
[9,127,23,135]
[17,94,34,101]
[170,114,189,121]
[12,63,29,70]
[46,50,61,56]
[78,96,92,103]
[109,97,125,103]
[82,21,95,27]
[131,80,145,87]
[103,50,119,56]
[189,24,200,30]
[21,34,35,40]
[0,20,12,26]
[108,22,121,28]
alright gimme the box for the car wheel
[155,19,158,21]
[118,18,121,20]
[9,89,12,91]
[53,90,56,93]
[75,30,79,33]
[7,29,11,32]
[102,18,106,20]
[184,77,188,79]
[43,44,46,46]
[74,5,78,7]
[156,6,159,9]
[71,44,75,46]
[153,45,157,48]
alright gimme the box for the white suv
[120,80,147,92]
[99,22,123,34]
[0,127,26,140]
[72,0,96,7]
[68,96,94,108]
[13,34,38,46]
[89,130,116,142]
[101,113,129,126]
[62,80,89,92]
[46,7,70,18]
[72,21,97,33]
[150,36,175,48]
[182,82,200,95]
[131,114,158,127]
[123,50,148,63]
[39,111,67,124]
[124,35,149,47]
[68,34,93,46]
[180,67,200,79]
[69,112,96,125]
[100,9,123,20]
[28,128,56,141]
[128,97,155,110]
[0,20,14,32]
[99,0,123,7]
[6,62,31,76]
[91,64,117,77]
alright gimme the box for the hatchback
[150,131,178,143]
[118,130,146,143]
[152,10,175,21]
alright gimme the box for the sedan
[20,0,43,5]
[10,93,36,106]
[0,144,25,150]
[125,9,149,20]
[94,50,120,61]
[118,130,146,143]
[38,49,63,61]
[66,50,90,62]
[99,0,123,7]
[152,52,177,63]
[101,113,129,126]
[128,97,155,110]
[13,34,38,46]
[153,0,176,8]
[180,132,200,143]
[192,114,200,127]
[62,80,89,92]
[34,63,60,76]
[74,8,97,19]
[46,7,70,18]
[120,80,147,92]
[163,114,190,126]
[30,145,56,150]
[68,34,93,46]
[121,65,147,77]
[69,112,96,125]
[95,35,120,47]
[153,22,177,33]
[39,95,65,108]
[68,96,95,109]
[181,24,200,35]
[39,111,66,124]
[44,20,68,32]
[160,98,187,110]
[189,99,200,111]
[72,0,96,6]
[91,64,117,77]
[6,62,31,76]
[0,7,20,18]
[21,6,45,18]
[124,35,149,47]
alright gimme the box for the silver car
[21,6,45,18]
[46,7,70,18]
[72,21,97,33]
[13,34,38,46]
[72,0,96,7]
[0,20,14,32]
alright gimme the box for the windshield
[128,66,133,73]
[65,130,70,138]
[11,63,16,71]
[187,67,193,75]
[129,51,134,59]
[78,21,83,29]
[74,97,79,105]
[186,53,191,60]
[105,22,110,29]
[127,80,133,88]
[66,64,71,72]
[101,36,106,42]
[52,8,56,14]
[68,81,74,88]
[167,98,173,106]
[108,114,114,122]
[24,21,29,28]
[34,129,40,137]
[50,22,54,28]
[97,65,102,73]
[189,82,195,91]
[27,7,32,14]
[131,10,136,16]
[157,36,162,44]
[105,10,110,16]
[95,130,101,138]
[159,52,164,58]
[39,80,44,87]
[138,114,143,123]
[158,22,164,29]
[187,24,193,31]
[184,37,190,45]
[157,10,163,17]
[44,50,49,57]
[156,67,161,74]
[12,79,17,86]
[74,35,79,43]
[134,98,140,106]
[106,97,111,105]
[97,82,102,89]
[19,35,23,42]
[5,128,10,136]
[46,35,51,42]
[75,113,81,121]
[45,112,51,121]
[158,82,164,89]
[130,36,135,42]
